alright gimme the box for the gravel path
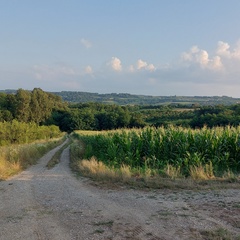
[0,142,240,240]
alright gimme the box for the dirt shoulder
[0,144,240,240]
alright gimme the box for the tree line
[0,88,67,124]
[0,88,240,132]
[52,91,240,105]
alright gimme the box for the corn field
[75,126,240,176]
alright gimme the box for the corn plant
[75,126,240,177]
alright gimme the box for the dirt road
[0,143,240,240]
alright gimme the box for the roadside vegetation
[70,127,240,188]
[1,88,240,187]
[0,120,62,146]
[0,137,66,180]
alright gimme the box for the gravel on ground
[0,142,240,240]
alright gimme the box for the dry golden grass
[164,164,182,179]
[119,165,132,182]
[0,154,22,180]
[78,157,137,183]
[0,137,65,180]
[75,156,239,190]
[74,128,142,136]
[79,157,116,180]
[189,162,215,180]
[77,158,186,185]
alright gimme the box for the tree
[29,88,60,124]
[0,93,7,110]
[129,113,146,128]
[15,89,31,122]
[116,107,131,128]
[0,110,13,122]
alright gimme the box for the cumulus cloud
[146,63,156,71]
[182,46,223,70]
[196,50,209,66]
[136,59,156,71]
[217,40,240,59]
[211,56,223,70]
[217,41,231,57]
[25,39,240,97]
[81,38,92,49]
[137,59,148,70]
[108,57,122,71]
[182,46,199,61]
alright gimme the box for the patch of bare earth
[0,144,240,240]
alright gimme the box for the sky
[1,0,240,97]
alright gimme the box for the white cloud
[210,56,223,70]
[191,46,200,54]
[84,65,93,74]
[137,59,148,70]
[196,50,209,66]
[108,57,122,71]
[181,52,191,61]
[182,46,199,61]
[81,38,92,49]
[19,39,240,97]
[146,63,156,71]
[182,46,223,70]
[217,41,231,58]
[217,40,240,59]
[136,59,156,71]
[233,41,240,59]
[105,58,157,73]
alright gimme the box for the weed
[200,227,235,240]
[189,162,215,180]
[46,138,71,169]
[93,220,114,227]
[93,229,104,234]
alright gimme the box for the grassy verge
[71,156,240,190]
[0,136,66,180]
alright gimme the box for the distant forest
[2,89,240,106]
[1,89,240,132]
[53,91,240,106]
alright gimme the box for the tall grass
[0,137,65,180]
[73,126,240,178]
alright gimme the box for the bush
[0,120,63,146]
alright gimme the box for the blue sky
[1,0,240,97]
